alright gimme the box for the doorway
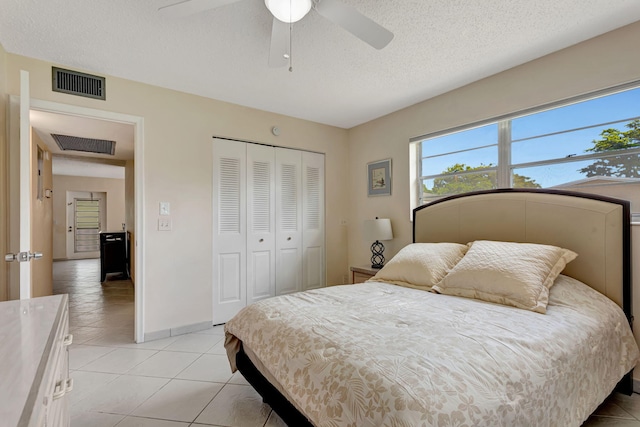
[9,97,145,342]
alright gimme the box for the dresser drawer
[1,295,71,427]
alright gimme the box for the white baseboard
[144,328,171,341]
[171,321,212,336]
[144,320,213,342]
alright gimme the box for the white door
[246,144,276,304]
[5,70,39,299]
[275,148,302,295]
[302,151,325,290]
[212,139,247,324]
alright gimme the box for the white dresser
[0,294,71,427]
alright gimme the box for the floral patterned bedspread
[224,275,639,427]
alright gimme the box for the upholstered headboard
[413,189,631,320]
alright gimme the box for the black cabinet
[99,231,129,282]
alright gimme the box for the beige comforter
[224,276,639,427]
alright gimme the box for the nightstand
[350,265,380,284]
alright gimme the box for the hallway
[54,259,135,341]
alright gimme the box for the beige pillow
[432,240,578,313]
[367,243,468,290]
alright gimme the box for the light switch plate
[158,218,172,231]
[159,202,170,216]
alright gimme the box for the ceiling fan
[158,0,394,68]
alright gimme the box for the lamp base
[370,240,385,270]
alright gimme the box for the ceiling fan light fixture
[265,0,312,23]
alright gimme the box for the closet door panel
[249,251,272,298]
[218,253,242,301]
[302,151,325,290]
[275,148,303,295]
[246,144,276,304]
[212,139,247,324]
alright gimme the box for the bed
[224,188,640,426]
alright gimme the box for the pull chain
[288,0,293,72]
[289,22,293,72]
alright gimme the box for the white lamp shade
[364,218,393,241]
[264,0,312,23]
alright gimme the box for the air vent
[52,67,106,100]
[52,134,115,155]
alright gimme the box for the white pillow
[432,240,578,313]
[367,243,468,290]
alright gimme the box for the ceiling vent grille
[52,67,106,100]
[52,134,115,155]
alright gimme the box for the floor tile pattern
[53,259,640,426]
[53,259,284,427]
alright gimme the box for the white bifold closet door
[302,151,324,290]
[213,139,324,324]
[246,144,276,305]
[275,148,303,295]
[212,139,247,324]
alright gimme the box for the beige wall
[5,53,350,334]
[30,131,53,297]
[52,175,126,260]
[347,21,640,378]
[0,43,7,301]
[125,160,135,283]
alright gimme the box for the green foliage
[513,173,541,188]
[579,119,640,178]
[423,163,540,197]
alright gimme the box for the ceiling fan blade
[269,18,289,68]
[315,0,393,49]
[158,0,242,18]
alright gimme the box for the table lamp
[363,217,393,269]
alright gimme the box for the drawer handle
[63,334,73,346]
[259,239,264,242]
[52,380,65,400]
[52,378,74,400]
[287,237,291,241]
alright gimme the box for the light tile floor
[53,259,285,427]
[54,259,640,427]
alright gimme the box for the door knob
[5,252,43,262]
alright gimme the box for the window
[413,83,640,209]
[417,123,500,205]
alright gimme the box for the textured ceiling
[2,0,640,128]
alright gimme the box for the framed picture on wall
[367,159,392,197]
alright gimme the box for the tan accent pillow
[367,243,468,290]
[432,240,578,313]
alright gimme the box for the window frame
[412,80,640,208]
